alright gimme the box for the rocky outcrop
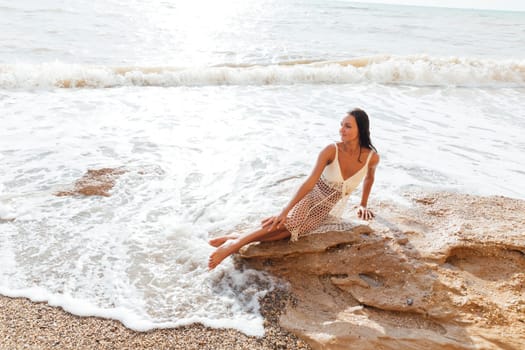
[55,168,125,197]
[239,192,525,350]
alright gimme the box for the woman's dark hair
[348,108,377,161]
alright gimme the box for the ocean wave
[1,55,524,89]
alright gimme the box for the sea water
[0,0,524,336]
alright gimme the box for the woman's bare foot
[208,240,240,270]
[208,233,240,247]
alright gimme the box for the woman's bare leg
[210,230,285,247]
[209,215,281,247]
[257,230,291,242]
[208,227,290,269]
[209,233,241,247]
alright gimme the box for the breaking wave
[1,55,524,89]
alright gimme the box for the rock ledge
[240,192,525,350]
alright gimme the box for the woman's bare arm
[358,152,380,220]
[264,144,335,231]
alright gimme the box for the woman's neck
[342,140,361,155]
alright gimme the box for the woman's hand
[357,205,375,220]
[261,217,274,228]
[261,211,288,231]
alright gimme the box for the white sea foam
[0,183,16,220]
[1,56,524,89]
[0,270,273,336]
[0,203,14,220]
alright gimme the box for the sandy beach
[0,291,310,350]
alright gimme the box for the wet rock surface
[240,192,525,350]
[55,168,126,197]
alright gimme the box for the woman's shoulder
[357,146,379,166]
[367,148,380,165]
[318,143,338,164]
[363,145,378,155]
[321,142,338,153]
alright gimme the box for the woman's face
[340,114,359,142]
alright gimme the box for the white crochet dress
[284,144,373,241]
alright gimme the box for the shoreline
[2,191,524,349]
[0,290,310,350]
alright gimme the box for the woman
[208,108,380,269]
